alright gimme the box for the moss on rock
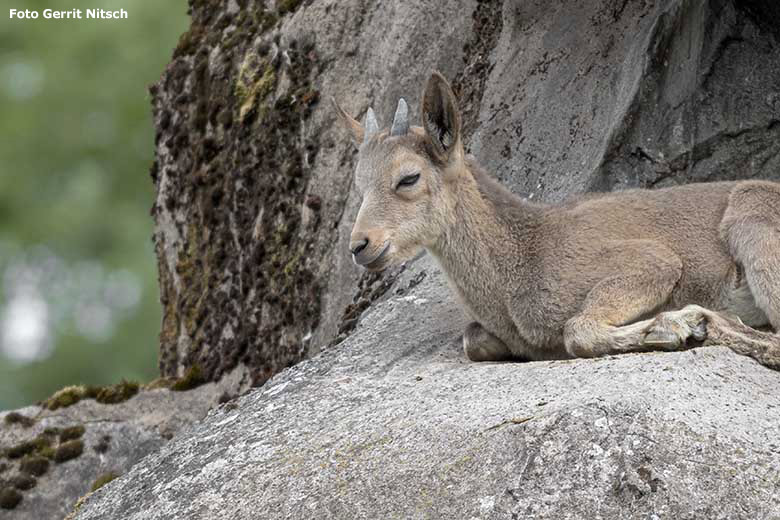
[95,381,139,405]
[143,377,176,390]
[42,381,138,410]
[19,455,49,477]
[6,435,52,459]
[59,425,86,442]
[9,473,36,491]
[4,412,36,428]
[171,365,206,392]
[39,446,55,459]
[0,486,22,510]
[152,0,324,388]
[257,8,278,32]
[94,434,111,454]
[90,472,120,492]
[54,440,84,463]
[277,0,305,15]
[41,385,103,410]
[42,386,87,411]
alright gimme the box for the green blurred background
[0,1,188,409]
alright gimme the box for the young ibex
[333,72,780,368]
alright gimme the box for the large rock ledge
[0,380,231,519]
[72,258,780,519]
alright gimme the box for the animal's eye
[396,173,420,189]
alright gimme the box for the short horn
[364,107,379,142]
[390,98,409,136]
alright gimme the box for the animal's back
[556,181,735,244]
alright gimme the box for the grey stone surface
[469,0,780,200]
[72,258,780,519]
[0,383,226,519]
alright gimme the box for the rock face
[71,258,780,519]
[149,0,780,391]
[150,0,476,388]
[469,0,780,198]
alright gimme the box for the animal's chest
[435,249,568,358]
[443,267,564,357]
[442,270,516,339]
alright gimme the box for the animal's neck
[429,160,544,288]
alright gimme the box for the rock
[0,382,228,519]
[70,258,780,519]
[469,0,780,199]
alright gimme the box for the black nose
[350,238,369,256]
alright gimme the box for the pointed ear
[331,97,364,144]
[421,72,462,163]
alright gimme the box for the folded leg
[463,322,514,362]
[564,240,683,358]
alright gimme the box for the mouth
[359,243,391,272]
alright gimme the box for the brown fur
[333,73,780,369]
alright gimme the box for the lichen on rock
[235,54,276,122]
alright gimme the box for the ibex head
[333,72,465,271]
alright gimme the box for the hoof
[642,330,680,349]
[463,323,512,362]
[642,306,709,351]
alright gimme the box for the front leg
[463,322,514,361]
